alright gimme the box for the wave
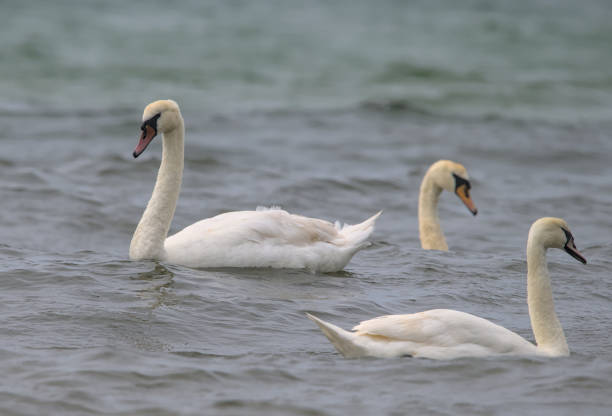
[371,61,484,84]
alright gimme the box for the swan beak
[564,238,587,264]
[455,185,478,216]
[133,125,157,158]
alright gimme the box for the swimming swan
[129,100,381,272]
[418,160,477,250]
[307,217,586,359]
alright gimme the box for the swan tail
[306,313,368,358]
[337,211,382,250]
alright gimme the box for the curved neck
[418,172,447,251]
[130,124,184,260]
[526,241,568,355]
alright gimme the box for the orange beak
[456,184,477,215]
[133,124,157,158]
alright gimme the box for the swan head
[528,217,587,264]
[133,99,182,158]
[427,160,477,215]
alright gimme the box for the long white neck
[418,172,447,251]
[526,241,569,356]
[129,124,184,260]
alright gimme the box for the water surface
[1,1,612,415]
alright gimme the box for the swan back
[163,209,381,272]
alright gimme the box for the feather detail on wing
[168,208,378,248]
[351,309,536,353]
[163,208,380,271]
[217,209,341,246]
[352,311,451,343]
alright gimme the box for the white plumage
[307,310,537,359]
[163,208,381,271]
[308,217,587,359]
[129,100,380,272]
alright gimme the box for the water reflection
[132,262,176,309]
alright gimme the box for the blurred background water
[1,0,612,415]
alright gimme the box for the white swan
[418,160,477,250]
[129,100,381,272]
[307,217,587,359]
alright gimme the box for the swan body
[418,160,477,250]
[129,100,381,272]
[308,217,587,359]
[163,208,381,270]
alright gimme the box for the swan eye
[452,173,471,195]
[141,113,161,132]
[561,228,573,246]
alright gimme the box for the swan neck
[129,123,184,260]
[418,173,447,250]
[526,240,569,355]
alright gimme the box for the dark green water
[1,1,612,415]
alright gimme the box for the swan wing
[163,209,380,271]
[168,209,339,246]
[352,309,537,358]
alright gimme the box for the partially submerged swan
[129,100,381,272]
[307,217,587,359]
[418,160,477,250]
